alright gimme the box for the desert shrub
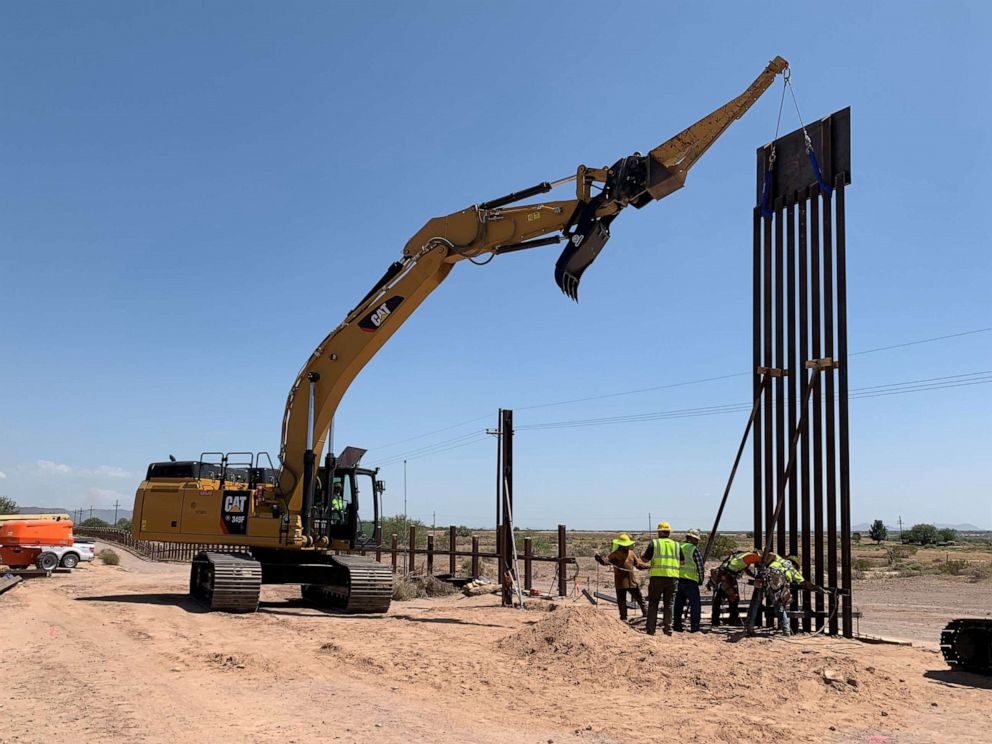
[699,533,740,560]
[935,559,968,575]
[392,574,458,601]
[516,530,553,555]
[852,557,872,572]
[97,548,120,566]
[896,561,924,577]
[885,545,916,565]
[968,564,992,582]
[379,515,427,548]
[80,517,110,528]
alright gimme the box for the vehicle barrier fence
[75,524,577,596]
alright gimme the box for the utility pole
[403,460,408,522]
[89,506,93,520]
[113,499,120,525]
[898,515,903,543]
[648,512,652,533]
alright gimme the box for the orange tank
[0,519,74,547]
[0,519,74,568]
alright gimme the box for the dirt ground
[1,545,990,744]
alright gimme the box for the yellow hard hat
[615,533,634,547]
[657,521,672,532]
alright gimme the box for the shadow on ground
[391,613,504,628]
[923,669,992,689]
[76,593,207,613]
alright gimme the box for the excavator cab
[312,460,383,550]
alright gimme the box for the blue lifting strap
[806,147,833,197]
[760,166,774,218]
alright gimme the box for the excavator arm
[278,56,788,527]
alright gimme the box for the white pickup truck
[36,540,96,570]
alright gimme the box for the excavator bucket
[554,220,610,301]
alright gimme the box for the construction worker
[330,481,346,522]
[707,550,757,627]
[639,521,680,636]
[747,552,809,636]
[606,533,648,622]
[673,528,704,632]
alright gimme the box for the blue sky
[1,2,989,530]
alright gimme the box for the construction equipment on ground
[941,619,992,675]
[133,55,789,614]
[0,519,74,571]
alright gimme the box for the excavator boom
[278,56,789,515]
[132,55,789,616]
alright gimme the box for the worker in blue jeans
[673,528,705,632]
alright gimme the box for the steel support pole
[822,185,838,636]
[702,376,768,566]
[810,186,824,630]
[786,196,799,631]
[798,197,812,633]
[752,210,763,553]
[763,212,774,567]
[774,197,787,558]
[500,408,514,607]
[835,177,853,637]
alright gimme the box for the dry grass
[392,574,458,601]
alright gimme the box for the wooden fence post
[426,535,434,576]
[449,525,457,576]
[524,537,533,591]
[495,524,503,579]
[557,524,567,597]
[391,534,398,573]
[408,525,416,575]
[471,536,480,578]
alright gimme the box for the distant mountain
[17,506,132,524]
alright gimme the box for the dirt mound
[500,605,637,658]
[498,606,660,685]
[498,606,899,725]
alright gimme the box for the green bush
[699,533,740,561]
[97,548,120,566]
[852,557,872,572]
[935,559,968,575]
[516,530,553,555]
[379,515,427,547]
[886,545,917,565]
[937,528,958,543]
[906,523,938,545]
[80,517,110,528]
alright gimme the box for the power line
[517,372,991,432]
[366,326,990,458]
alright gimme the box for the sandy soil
[1,544,990,744]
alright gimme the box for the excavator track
[301,554,392,614]
[940,618,992,674]
[190,552,262,613]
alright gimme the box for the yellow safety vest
[679,542,699,582]
[650,538,680,578]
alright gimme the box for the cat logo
[224,495,247,514]
[358,296,404,332]
[221,493,249,535]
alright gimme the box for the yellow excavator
[133,56,789,613]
